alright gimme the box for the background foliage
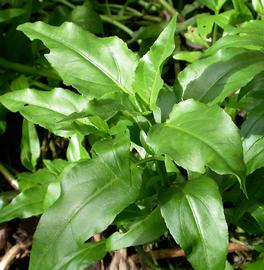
[0,0,264,270]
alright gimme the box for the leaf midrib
[34,175,119,268]
[27,26,132,96]
[165,123,239,175]
[184,194,211,269]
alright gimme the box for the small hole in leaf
[24,104,29,107]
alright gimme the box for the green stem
[30,80,53,91]
[100,15,133,37]
[159,0,178,16]
[212,10,219,44]
[136,157,157,165]
[212,23,218,44]
[0,57,59,80]
[0,163,19,190]
[57,0,74,9]
[157,161,168,187]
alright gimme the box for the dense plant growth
[0,0,264,269]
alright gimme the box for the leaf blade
[29,135,142,270]
[147,99,246,190]
[17,22,138,98]
[160,176,228,270]
[133,17,176,110]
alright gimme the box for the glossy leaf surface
[29,135,142,270]
[53,242,107,270]
[160,176,228,270]
[0,88,91,136]
[18,22,139,98]
[106,207,167,251]
[66,133,90,162]
[132,17,176,110]
[147,99,246,190]
[178,49,264,104]
[241,106,264,175]
[0,183,60,223]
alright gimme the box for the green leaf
[196,14,215,40]
[173,51,202,63]
[11,75,29,91]
[241,106,264,175]
[17,168,58,191]
[52,242,107,270]
[0,182,60,223]
[20,119,40,171]
[29,135,142,270]
[199,0,227,12]
[147,99,246,190]
[245,259,264,270]
[252,0,264,15]
[132,17,176,110]
[17,22,139,98]
[232,0,252,20]
[0,8,25,23]
[204,21,264,56]
[239,71,264,101]
[160,176,228,270]
[0,88,95,136]
[106,207,167,251]
[66,133,90,162]
[251,205,264,232]
[178,48,264,104]
[70,3,103,34]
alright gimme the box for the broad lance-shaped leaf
[160,176,228,270]
[0,183,60,223]
[241,106,264,175]
[147,99,246,190]
[133,16,176,110]
[176,48,264,104]
[0,88,107,136]
[29,135,142,270]
[106,207,167,251]
[204,21,264,57]
[21,119,40,171]
[17,21,139,98]
[0,163,67,223]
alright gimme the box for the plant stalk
[100,15,134,37]
[0,57,59,80]
[0,163,19,190]
[159,0,178,16]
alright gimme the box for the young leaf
[0,182,60,223]
[132,16,176,110]
[251,205,264,232]
[0,88,92,136]
[147,99,246,190]
[17,22,139,98]
[20,119,40,171]
[241,106,264,175]
[28,135,142,270]
[204,21,264,56]
[106,207,167,251]
[177,48,264,104]
[199,0,227,12]
[66,132,90,162]
[0,8,25,23]
[160,176,228,270]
